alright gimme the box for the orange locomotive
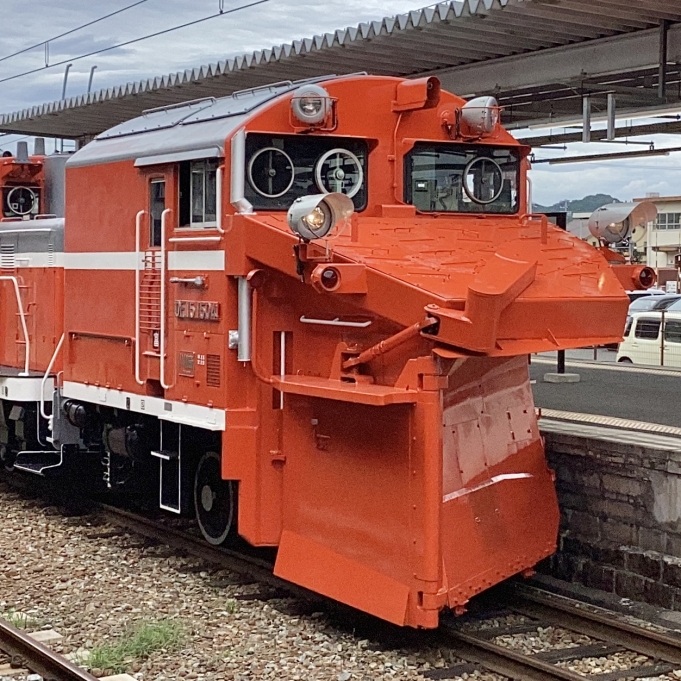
[0,141,65,472]
[0,75,644,628]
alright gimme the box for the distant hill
[534,194,621,216]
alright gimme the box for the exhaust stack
[15,141,29,163]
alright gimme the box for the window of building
[179,159,217,227]
[634,318,661,340]
[656,212,681,230]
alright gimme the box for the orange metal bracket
[424,254,537,354]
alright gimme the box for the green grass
[88,618,184,674]
[0,608,41,629]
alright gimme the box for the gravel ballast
[0,484,488,680]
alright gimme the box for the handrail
[134,210,146,385]
[168,236,221,243]
[0,228,57,234]
[142,96,215,116]
[160,208,171,390]
[216,166,224,233]
[0,276,30,376]
[300,315,372,328]
[40,332,64,419]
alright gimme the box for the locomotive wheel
[194,451,235,545]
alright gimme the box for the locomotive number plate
[178,351,195,377]
[175,300,220,321]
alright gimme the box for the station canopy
[2,0,681,145]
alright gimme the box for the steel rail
[96,504,320,603]
[441,625,595,681]
[432,583,681,681]
[0,616,97,681]
[508,584,681,664]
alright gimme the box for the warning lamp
[318,267,341,291]
[287,192,354,242]
[291,84,332,126]
[636,266,656,289]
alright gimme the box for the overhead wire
[0,0,152,65]
[0,0,270,88]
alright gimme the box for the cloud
[0,0,421,109]
[529,136,681,205]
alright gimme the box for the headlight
[461,96,499,136]
[287,193,354,242]
[291,84,331,125]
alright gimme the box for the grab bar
[160,209,171,390]
[40,332,65,419]
[300,316,372,328]
[134,210,146,385]
[0,276,30,375]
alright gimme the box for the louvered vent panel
[47,242,54,267]
[206,354,221,387]
[0,244,15,271]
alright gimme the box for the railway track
[8,483,681,681]
[0,616,97,681]
[96,504,681,681]
[430,584,681,680]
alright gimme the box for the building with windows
[634,195,681,269]
[567,212,599,248]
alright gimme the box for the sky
[0,0,680,206]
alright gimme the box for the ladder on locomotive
[0,243,32,374]
[139,249,162,354]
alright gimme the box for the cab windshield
[405,143,520,214]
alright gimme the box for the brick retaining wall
[543,431,681,609]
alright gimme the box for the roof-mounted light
[287,192,354,241]
[588,201,657,244]
[290,84,332,126]
[461,96,500,136]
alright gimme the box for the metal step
[14,450,62,476]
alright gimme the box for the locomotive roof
[67,76,334,169]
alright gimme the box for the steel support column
[659,20,670,99]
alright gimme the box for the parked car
[627,294,681,314]
[665,297,681,312]
[626,288,666,303]
[617,310,681,366]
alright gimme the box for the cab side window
[179,159,218,227]
[149,179,165,247]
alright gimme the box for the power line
[0,0,270,88]
[0,0,152,65]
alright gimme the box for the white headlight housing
[461,96,499,136]
[291,84,331,125]
[588,201,658,245]
[287,193,354,241]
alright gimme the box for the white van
[617,310,681,367]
